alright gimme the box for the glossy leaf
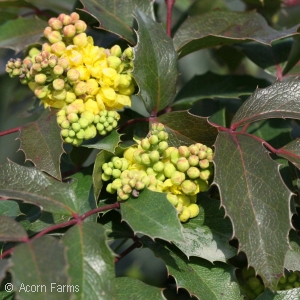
[18,109,64,180]
[174,196,236,263]
[158,111,218,147]
[277,139,300,169]
[0,200,21,217]
[284,231,300,271]
[80,0,154,44]
[283,37,300,75]
[0,215,27,242]
[133,9,178,114]
[82,130,122,152]
[231,78,300,130]
[214,132,292,289]
[142,237,243,300]
[121,189,185,243]
[173,72,270,106]
[114,277,165,299]
[62,222,115,300]
[0,17,47,53]
[0,160,77,216]
[174,11,299,58]
[11,236,71,300]
[256,288,300,300]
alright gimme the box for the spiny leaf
[79,0,154,44]
[18,109,64,180]
[0,215,27,242]
[256,288,300,300]
[214,132,293,289]
[141,237,243,300]
[82,130,122,152]
[133,9,178,114]
[0,160,77,216]
[173,72,270,106]
[158,111,218,147]
[11,236,72,300]
[174,196,236,263]
[174,11,300,58]
[284,230,300,271]
[277,139,300,169]
[62,222,115,300]
[231,78,300,129]
[113,277,166,299]
[0,17,47,53]
[121,189,185,243]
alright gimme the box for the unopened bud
[67,113,79,123]
[141,138,151,151]
[199,159,209,169]
[53,89,67,101]
[178,146,190,158]
[107,56,122,69]
[188,155,199,167]
[110,45,122,57]
[149,150,160,163]
[71,122,81,132]
[199,170,210,181]
[74,20,87,33]
[53,64,64,75]
[73,32,88,47]
[84,124,97,139]
[179,206,191,222]
[76,129,85,139]
[44,26,52,38]
[53,78,65,90]
[176,157,189,173]
[34,85,48,99]
[81,111,94,124]
[74,81,86,96]
[158,141,168,152]
[48,18,63,30]
[170,148,180,165]
[123,47,133,59]
[171,171,185,186]
[178,194,190,206]
[189,145,199,155]
[63,24,76,38]
[166,193,178,206]
[181,180,197,195]
[29,47,40,58]
[164,163,176,178]
[112,169,121,179]
[70,12,80,23]
[149,135,159,145]
[187,167,200,179]
[153,161,164,173]
[198,150,207,159]
[51,42,66,56]
[34,74,47,84]
[48,31,62,44]
[141,153,151,165]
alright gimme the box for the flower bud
[64,136,74,144]
[68,130,76,137]
[34,74,47,84]
[106,183,116,194]
[70,12,80,23]
[187,203,199,218]
[141,153,151,165]
[153,161,164,173]
[81,111,95,124]
[48,30,62,44]
[53,64,64,75]
[76,129,85,139]
[178,194,190,206]
[171,171,185,186]
[189,145,199,155]
[111,178,122,190]
[176,157,189,173]
[73,32,88,47]
[48,18,63,30]
[62,15,72,25]
[53,89,67,101]
[53,78,65,90]
[166,193,178,206]
[78,117,89,129]
[149,150,160,163]
[163,163,176,178]
[51,42,66,56]
[48,55,58,68]
[57,115,66,125]
[110,45,122,57]
[117,190,130,201]
[107,56,122,69]
[157,131,168,141]
[63,24,76,38]
[122,184,132,194]
[140,138,151,151]
[158,141,168,152]
[187,167,200,179]
[178,146,190,158]
[44,26,52,38]
[74,81,86,96]
[96,123,104,132]
[61,120,70,129]
[179,206,191,222]
[199,159,210,169]
[61,129,69,137]
[170,148,180,165]
[102,173,111,181]
[74,20,87,33]
[181,180,197,195]
[198,150,207,160]
[112,169,121,179]
[188,155,199,167]
[134,181,144,190]
[84,124,97,139]
[149,135,159,145]
[33,63,42,72]
[71,122,81,132]
[34,85,48,99]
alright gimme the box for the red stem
[165,0,176,37]
[114,239,141,263]
[0,126,21,137]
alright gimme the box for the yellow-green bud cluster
[239,267,265,299]
[277,271,300,290]
[57,105,120,146]
[102,123,214,222]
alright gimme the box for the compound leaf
[277,139,300,169]
[133,9,178,114]
[18,109,64,180]
[214,132,293,289]
[284,230,300,271]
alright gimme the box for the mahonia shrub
[1,1,300,300]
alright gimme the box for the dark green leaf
[62,222,115,300]
[158,111,218,147]
[82,130,122,152]
[133,9,178,114]
[256,288,300,300]
[0,1,36,9]
[11,236,72,300]
[0,17,47,53]
[142,237,243,300]
[114,277,165,299]
[0,160,77,216]
[231,78,300,129]
[173,72,270,106]
[284,37,300,75]
[284,230,300,271]
[174,11,299,58]
[80,0,154,44]
[174,196,236,263]
[93,150,114,200]
[214,132,292,289]
[0,200,21,217]
[18,109,64,180]
[0,215,27,242]
[278,139,300,169]
[121,189,185,243]
[0,259,11,285]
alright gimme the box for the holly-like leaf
[82,130,122,152]
[231,78,300,130]
[114,277,165,299]
[142,237,243,300]
[174,11,299,58]
[18,109,64,180]
[0,215,27,242]
[120,189,185,243]
[277,139,300,169]
[11,236,71,300]
[0,160,77,216]
[173,72,270,106]
[133,9,178,114]
[93,150,114,200]
[174,196,236,263]
[214,132,293,289]
[0,17,47,53]
[0,200,21,217]
[61,222,115,300]
[80,0,154,45]
[158,111,218,147]
[256,288,300,300]
[284,230,300,271]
